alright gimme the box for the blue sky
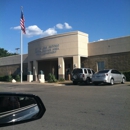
[0,0,130,54]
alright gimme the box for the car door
[84,69,88,81]
[88,69,93,79]
[111,70,118,82]
[115,70,122,82]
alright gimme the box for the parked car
[92,69,126,85]
[71,68,95,85]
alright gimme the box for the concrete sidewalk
[0,80,130,86]
[0,80,73,86]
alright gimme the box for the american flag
[20,10,26,34]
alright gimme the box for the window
[84,69,87,74]
[88,69,91,74]
[115,70,121,74]
[97,61,105,71]
[112,70,121,74]
[73,69,82,74]
[92,70,95,74]
[111,70,116,74]
[98,70,109,73]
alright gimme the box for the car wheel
[73,81,78,85]
[110,78,114,85]
[86,78,90,85]
[121,78,125,84]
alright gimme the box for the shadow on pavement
[58,82,73,86]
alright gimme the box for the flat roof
[28,31,88,45]
[89,35,130,44]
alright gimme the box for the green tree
[0,48,17,58]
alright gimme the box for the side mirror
[0,93,46,127]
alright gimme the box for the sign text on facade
[35,44,59,55]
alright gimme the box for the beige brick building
[0,31,130,80]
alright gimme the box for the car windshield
[72,69,83,74]
[97,70,109,73]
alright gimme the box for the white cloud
[42,28,57,37]
[98,39,104,41]
[8,50,11,53]
[8,50,15,53]
[11,25,44,37]
[64,22,72,29]
[26,25,44,37]
[56,23,72,29]
[26,25,57,37]
[56,23,64,29]
[10,26,21,30]
[11,22,72,37]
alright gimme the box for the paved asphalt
[0,82,130,130]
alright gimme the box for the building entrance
[64,57,73,80]
[38,59,58,80]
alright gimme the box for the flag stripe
[20,11,26,34]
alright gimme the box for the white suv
[71,68,95,85]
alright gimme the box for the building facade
[0,31,130,81]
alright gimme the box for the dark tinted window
[84,69,87,74]
[73,69,83,74]
[111,70,116,74]
[92,70,95,74]
[115,70,121,74]
[98,70,109,73]
[112,70,121,74]
[88,69,91,74]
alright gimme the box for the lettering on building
[35,44,59,56]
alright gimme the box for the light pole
[15,48,20,54]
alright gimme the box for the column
[58,57,65,79]
[73,56,81,69]
[33,60,38,81]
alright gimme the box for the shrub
[0,75,27,82]
[122,71,130,81]
[0,76,9,81]
[0,76,4,81]
[11,75,16,80]
[15,75,21,82]
[5,75,12,82]
[58,78,65,82]
[48,73,57,83]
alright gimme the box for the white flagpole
[21,30,23,83]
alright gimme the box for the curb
[0,81,129,86]
[0,81,67,86]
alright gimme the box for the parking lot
[0,82,130,130]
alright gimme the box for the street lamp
[15,48,20,54]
